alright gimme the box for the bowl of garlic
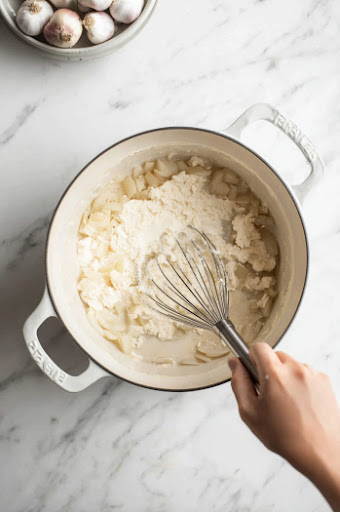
[0,0,157,60]
[23,103,324,393]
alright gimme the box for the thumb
[228,358,257,420]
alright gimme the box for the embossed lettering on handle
[227,103,324,202]
[23,287,110,392]
[273,113,317,163]
[27,339,66,385]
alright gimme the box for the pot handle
[23,287,109,392]
[226,103,324,202]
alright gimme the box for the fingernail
[228,359,237,372]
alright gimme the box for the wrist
[303,444,340,511]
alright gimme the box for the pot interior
[46,128,307,390]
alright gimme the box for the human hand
[228,343,340,511]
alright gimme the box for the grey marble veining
[1,0,340,510]
[0,102,40,146]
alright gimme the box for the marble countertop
[1,0,340,510]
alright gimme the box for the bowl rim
[45,125,309,392]
[0,0,157,57]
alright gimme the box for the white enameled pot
[23,103,324,392]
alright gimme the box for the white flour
[77,165,278,364]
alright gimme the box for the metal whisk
[138,226,259,385]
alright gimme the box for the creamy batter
[77,157,279,365]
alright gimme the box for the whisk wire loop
[139,227,229,327]
[200,232,225,309]
[175,238,220,322]
[199,230,229,318]
[155,255,215,325]
[187,237,223,321]
[144,290,211,329]
[141,293,210,329]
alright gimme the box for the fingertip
[249,342,278,383]
[249,342,270,356]
[250,341,277,363]
[249,343,261,362]
[228,357,239,374]
[275,351,291,364]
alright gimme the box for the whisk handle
[215,319,260,386]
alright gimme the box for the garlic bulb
[49,0,77,9]
[83,12,115,45]
[109,0,144,24]
[78,0,111,12]
[16,0,53,36]
[44,9,83,48]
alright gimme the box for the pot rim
[45,125,309,392]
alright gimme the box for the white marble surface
[1,0,340,510]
